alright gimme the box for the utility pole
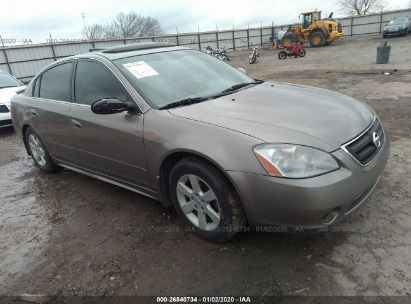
[176,27,179,46]
[82,12,87,36]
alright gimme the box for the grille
[343,118,385,165]
[0,119,12,127]
[0,104,9,113]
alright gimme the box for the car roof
[72,43,191,61]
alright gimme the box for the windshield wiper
[221,80,264,93]
[159,96,210,110]
[159,80,264,110]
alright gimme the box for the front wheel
[278,51,287,60]
[249,54,256,64]
[309,31,326,47]
[299,48,306,57]
[169,157,246,243]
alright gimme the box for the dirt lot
[0,34,410,299]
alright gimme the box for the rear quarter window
[32,76,40,97]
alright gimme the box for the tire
[282,33,297,47]
[169,157,246,243]
[309,31,326,47]
[278,51,287,60]
[299,49,306,57]
[383,33,387,38]
[249,54,256,64]
[25,127,60,173]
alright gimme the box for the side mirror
[91,98,137,115]
[237,67,247,74]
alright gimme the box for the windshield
[0,73,22,89]
[389,19,406,25]
[114,49,254,108]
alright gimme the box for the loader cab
[301,11,322,29]
[302,14,312,29]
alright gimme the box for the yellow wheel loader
[282,10,343,47]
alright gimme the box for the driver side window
[74,60,129,106]
[302,15,311,28]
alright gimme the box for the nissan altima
[11,43,389,242]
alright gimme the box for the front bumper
[228,136,389,229]
[0,112,13,128]
[383,29,406,36]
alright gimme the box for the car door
[70,59,151,190]
[29,61,79,164]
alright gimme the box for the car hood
[0,86,26,105]
[168,82,374,152]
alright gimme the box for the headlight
[254,144,339,178]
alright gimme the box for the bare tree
[337,0,387,15]
[82,24,107,40]
[82,12,162,40]
[105,12,162,39]
[140,17,163,36]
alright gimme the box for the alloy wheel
[176,174,221,231]
[28,134,47,167]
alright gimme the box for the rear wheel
[309,31,326,47]
[282,33,297,47]
[169,157,246,243]
[299,48,306,57]
[278,51,287,60]
[25,127,60,173]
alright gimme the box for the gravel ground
[0,34,410,299]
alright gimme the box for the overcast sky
[1,0,410,44]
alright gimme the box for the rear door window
[39,62,73,102]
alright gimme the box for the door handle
[30,109,38,116]
[71,119,82,128]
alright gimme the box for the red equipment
[278,43,306,59]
